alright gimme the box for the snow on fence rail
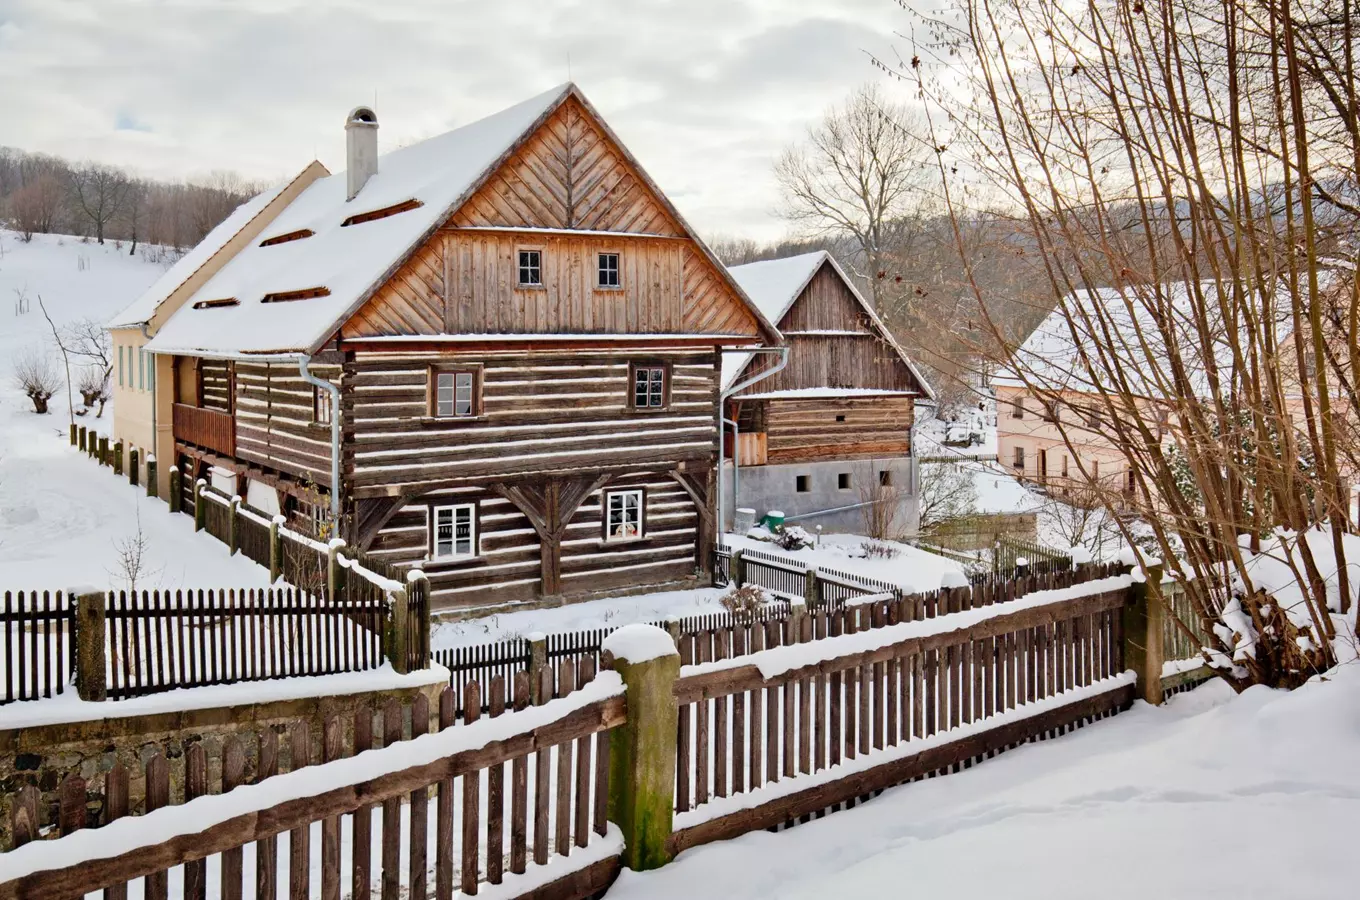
[667,576,1136,849]
[0,667,626,900]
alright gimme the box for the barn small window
[597,252,620,288]
[433,369,477,417]
[796,475,810,493]
[192,297,240,310]
[838,472,852,490]
[835,414,846,423]
[432,504,477,559]
[631,364,668,409]
[258,229,314,247]
[518,249,542,287]
[313,386,333,425]
[879,470,893,487]
[604,489,644,541]
[340,199,423,227]
[261,287,331,303]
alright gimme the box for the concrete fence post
[603,624,680,872]
[228,496,241,555]
[168,467,182,514]
[145,457,157,499]
[113,441,124,477]
[193,479,206,532]
[730,550,746,588]
[527,632,549,704]
[327,539,347,600]
[72,589,107,702]
[128,448,138,486]
[1122,562,1166,705]
[268,516,283,583]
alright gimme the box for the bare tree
[1037,486,1124,560]
[61,317,112,414]
[5,175,63,241]
[774,84,936,314]
[917,461,980,533]
[12,347,59,414]
[68,162,131,244]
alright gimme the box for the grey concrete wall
[722,457,920,536]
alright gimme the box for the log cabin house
[109,84,781,611]
[721,251,934,534]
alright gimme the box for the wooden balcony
[173,403,235,457]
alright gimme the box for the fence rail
[1,674,624,900]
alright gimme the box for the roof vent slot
[192,297,240,310]
[341,198,424,227]
[345,105,379,201]
[259,228,315,248]
[261,287,332,304]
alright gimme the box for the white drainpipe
[717,347,788,538]
[298,355,342,520]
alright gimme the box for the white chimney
[345,106,378,201]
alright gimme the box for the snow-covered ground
[0,230,274,590]
[611,655,1360,899]
[724,531,967,594]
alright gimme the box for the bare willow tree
[891,0,1360,686]
[775,83,937,314]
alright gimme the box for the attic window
[341,199,424,227]
[192,298,239,310]
[259,229,315,247]
[261,287,331,304]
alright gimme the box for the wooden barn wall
[780,265,873,333]
[759,397,915,464]
[741,334,915,394]
[232,362,337,485]
[199,360,232,412]
[450,96,684,237]
[366,471,701,610]
[342,347,719,499]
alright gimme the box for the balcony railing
[172,403,235,457]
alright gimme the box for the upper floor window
[433,369,478,417]
[1041,400,1058,423]
[631,363,668,409]
[1010,398,1024,419]
[432,503,477,559]
[517,249,542,287]
[118,346,124,388]
[598,252,621,288]
[138,348,145,391]
[313,385,333,425]
[604,489,643,541]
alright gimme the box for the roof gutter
[298,355,342,521]
[717,346,788,537]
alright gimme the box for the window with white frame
[604,489,643,541]
[434,370,476,417]
[631,364,666,409]
[138,348,145,391]
[118,346,124,387]
[432,504,477,559]
[517,249,542,287]
[597,252,620,288]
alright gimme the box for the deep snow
[0,230,275,590]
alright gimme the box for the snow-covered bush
[720,583,768,623]
[775,525,814,552]
[859,539,900,560]
[12,347,59,414]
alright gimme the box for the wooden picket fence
[669,579,1134,849]
[0,592,70,705]
[3,669,623,900]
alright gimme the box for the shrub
[775,524,813,551]
[720,583,768,623]
[861,539,901,559]
[13,347,59,414]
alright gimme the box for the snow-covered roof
[107,179,293,330]
[992,279,1293,398]
[722,251,935,399]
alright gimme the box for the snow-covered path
[0,231,273,590]
[610,665,1360,899]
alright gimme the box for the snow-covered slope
[0,230,274,589]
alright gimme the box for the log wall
[233,362,338,487]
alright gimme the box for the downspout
[298,355,342,521]
[717,347,788,537]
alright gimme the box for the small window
[261,287,330,304]
[432,504,477,559]
[631,364,667,409]
[838,472,852,490]
[1126,470,1136,494]
[878,470,893,487]
[604,489,644,541]
[1011,398,1024,419]
[433,370,477,417]
[1092,459,1101,480]
[835,414,846,423]
[118,346,124,388]
[1013,446,1026,470]
[1042,401,1058,423]
[192,297,240,310]
[340,199,423,227]
[1062,455,1069,478]
[796,475,810,493]
[313,385,332,425]
[597,252,620,288]
[517,249,542,287]
[138,348,145,391]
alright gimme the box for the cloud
[0,0,906,240]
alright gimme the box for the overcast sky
[0,0,913,242]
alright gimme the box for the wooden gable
[781,264,874,334]
[343,92,766,340]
